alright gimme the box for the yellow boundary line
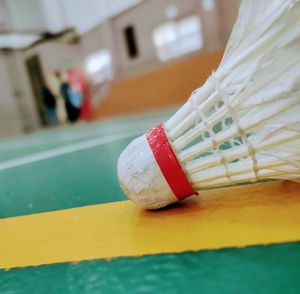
[1,181,300,269]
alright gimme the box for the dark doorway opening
[26,55,47,126]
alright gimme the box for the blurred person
[55,71,81,123]
[48,73,67,124]
[42,84,58,126]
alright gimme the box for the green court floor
[1,108,299,294]
[0,108,176,218]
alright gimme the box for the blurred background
[2,3,300,293]
[0,0,239,139]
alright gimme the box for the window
[124,25,139,59]
[153,15,203,62]
[85,49,113,84]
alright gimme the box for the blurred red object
[67,69,92,121]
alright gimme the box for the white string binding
[209,74,259,182]
[189,90,233,185]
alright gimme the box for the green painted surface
[0,138,96,162]
[0,108,175,218]
[0,108,176,162]
[0,138,131,218]
[1,108,299,293]
[1,242,300,294]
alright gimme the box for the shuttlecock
[117,0,300,209]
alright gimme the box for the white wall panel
[42,0,67,33]
[0,53,23,137]
[1,0,143,35]
[6,0,46,31]
[62,0,143,34]
[0,0,10,30]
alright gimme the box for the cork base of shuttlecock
[117,134,178,210]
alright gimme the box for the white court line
[0,124,144,151]
[0,131,142,172]
[0,112,173,151]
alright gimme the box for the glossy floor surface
[1,108,300,294]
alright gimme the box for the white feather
[165,0,300,188]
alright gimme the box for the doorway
[26,55,47,126]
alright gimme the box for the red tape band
[146,123,196,200]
